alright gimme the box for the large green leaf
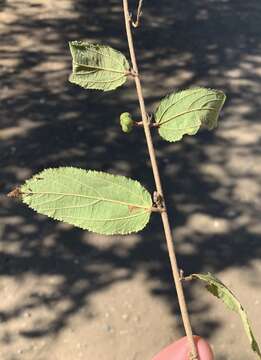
[192,273,261,359]
[21,168,152,235]
[155,88,226,142]
[69,41,130,91]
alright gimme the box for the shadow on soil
[1,0,261,354]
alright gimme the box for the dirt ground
[1,0,261,359]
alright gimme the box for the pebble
[104,324,114,333]
[24,311,32,318]
[122,313,129,321]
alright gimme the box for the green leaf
[155,87,226,142]
[21,168,152,235]
[69,41,130,91]
[191,272,261,359]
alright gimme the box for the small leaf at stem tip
[20,167,153,235]
[191,272,261,359]
[69,41,130,91]
[155,87,226,142]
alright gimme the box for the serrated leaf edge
[155,87,226,124]
[20,167,152,236]
[155,87,226,142]
[68,41,130,91]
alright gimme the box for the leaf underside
[192,273,261,359]
[155,87,226,142]
[69,41,130,91]
[21,167,152,235]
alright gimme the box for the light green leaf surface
[21,168,152,235]
[69,41,130,91]
[155,87,226,142]
[192,273,261,359]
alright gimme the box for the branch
[131,0,143,28]
[122,1,199,359]
[134,121,159,128]
[134,114,159,128]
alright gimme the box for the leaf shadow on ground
[1,0,261,359]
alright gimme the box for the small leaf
[155,87,226,142]
[20,168,152,235]
[191,272,261,359]
[69,41,130,91]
